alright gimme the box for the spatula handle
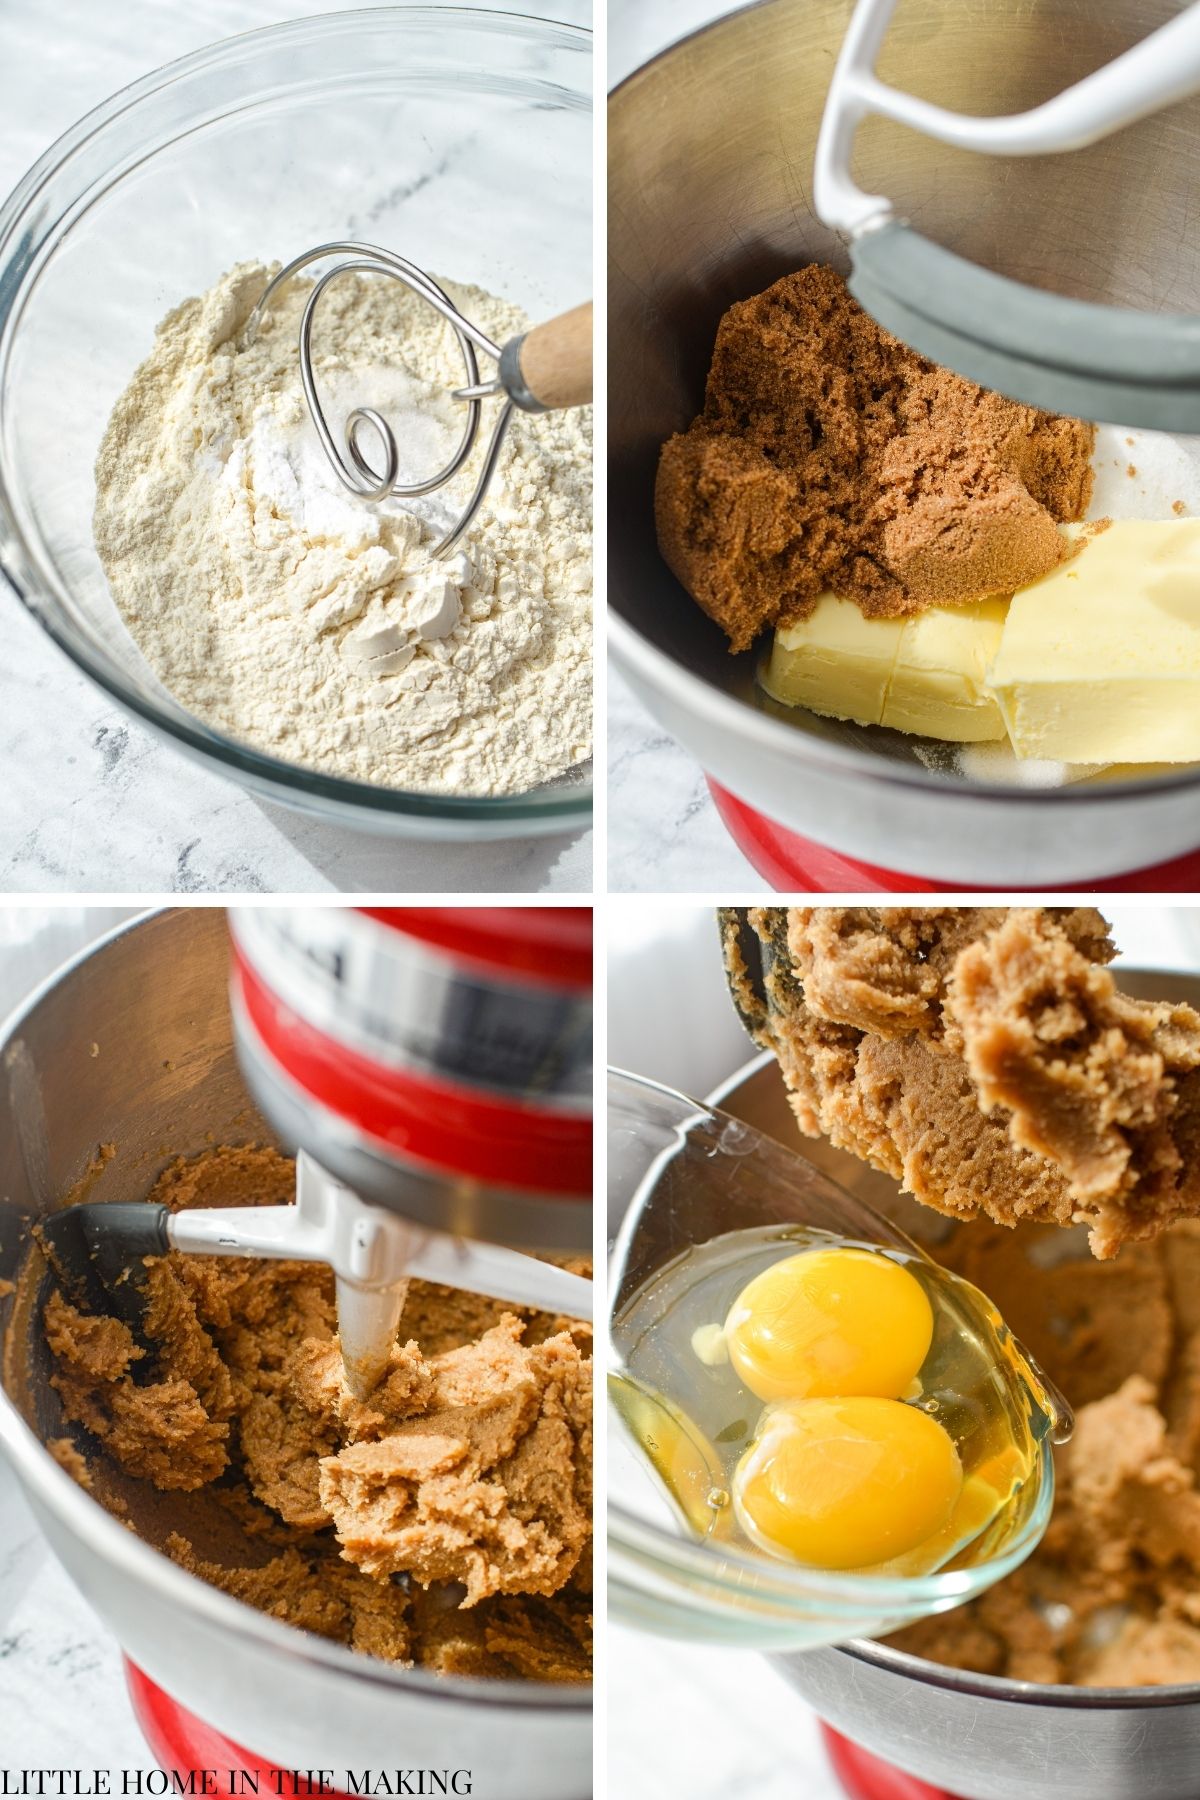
[500,302,593,412]
[86,1203,172,1260]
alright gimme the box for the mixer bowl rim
[607,0,1200,811]
[0,906,590,1714]
[703,1012,1200,1712]
[0,5,593,829]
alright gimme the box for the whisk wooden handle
[503,302,593,412]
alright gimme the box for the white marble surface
[606,901,1200,1800]
[0,0,591,895]
[608,668,760,891]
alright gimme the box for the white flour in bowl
[93,262,592,796]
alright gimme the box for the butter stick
[761,594,902,726]
[762,593,1007,742]
[884,601,1008,741]
[990,520,1200,764]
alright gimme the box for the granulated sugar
[915,738,1108,789]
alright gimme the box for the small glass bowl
[607,1069,1066,1652]
[0,8,591,839]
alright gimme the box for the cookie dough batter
[39,1146,592,1683]
[722,907,1200,1259]
[887,1216,1200,1685]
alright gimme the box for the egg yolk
[732,1395,963,1570]
[724,1247,934,1403]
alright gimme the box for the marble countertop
[0,0,591,895]
[608,667,760,890]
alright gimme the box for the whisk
[245,243,593,557]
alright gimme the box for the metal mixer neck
[229,907,593,1253]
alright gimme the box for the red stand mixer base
[820,1722,960,1800]
[708,780,1200,893]
[125,1661,352,1798]
[125,1665,957,1800]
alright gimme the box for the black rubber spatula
[38,1202,173,1332]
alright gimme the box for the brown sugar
[36,1145,592,1683]
[721,907,1200,1260]
[657,267,1095,652]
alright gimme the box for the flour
[93,262,592,795]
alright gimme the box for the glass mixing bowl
[608,1070,1065,1651]
[0,8,591,840]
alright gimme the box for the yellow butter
[761,593,1006,742]
[884,601,1008,741]
[989,520,1200,764]
[761,593,903,726]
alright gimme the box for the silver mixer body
[230,906,592,1251]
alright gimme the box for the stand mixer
[44,907,593,1399]
[609,0,1200,890]
[229,905,592,1395]
[0,907,593,1796]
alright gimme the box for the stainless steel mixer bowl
[0,910,589,1797]
[701,965,1200,1800]
[609,0,1200,887]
